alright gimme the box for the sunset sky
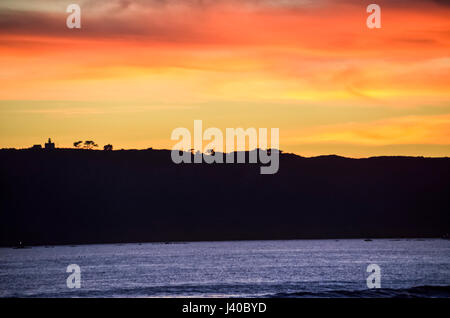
[0,0,449,157]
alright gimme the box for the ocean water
[0,239,449,298]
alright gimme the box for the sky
[0,0,449,157]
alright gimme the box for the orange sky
[0,0,449,157]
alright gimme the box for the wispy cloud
[285,114,450,146]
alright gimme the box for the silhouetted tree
[73,141,83,148]
[83,140,98,150]
[103,144,113,151]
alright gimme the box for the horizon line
[2,146,449,160]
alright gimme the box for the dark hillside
[0,149,449,246]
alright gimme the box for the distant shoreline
[1,237,448,249]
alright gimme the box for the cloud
[285,114,450,146]
[1,0,449,43]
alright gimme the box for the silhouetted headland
[0,148,449,246]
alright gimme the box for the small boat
[13,241,29,249]
[364,239,373,242]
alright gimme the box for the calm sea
[0,239,449,297]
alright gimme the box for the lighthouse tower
[45,138,55,150]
